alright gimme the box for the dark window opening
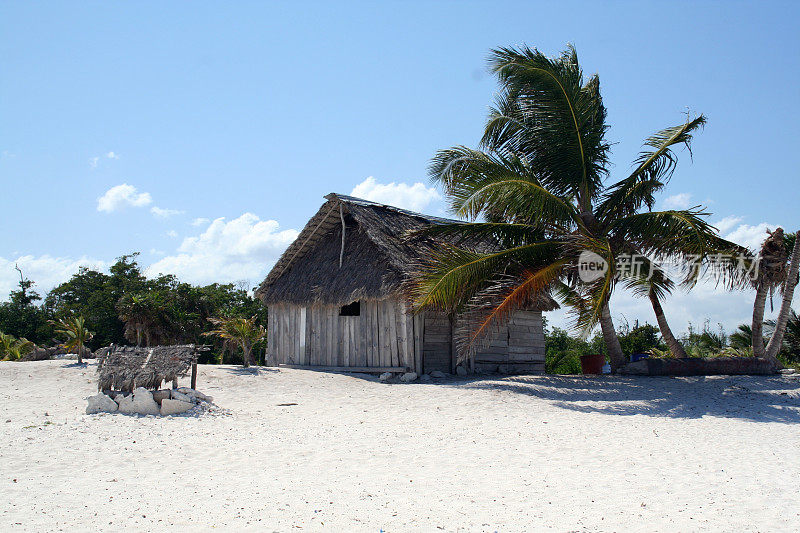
[339,301,360,316]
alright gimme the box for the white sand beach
[1,360,799,532]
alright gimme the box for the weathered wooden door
[422,312,452,373]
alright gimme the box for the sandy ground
[1,360,799,532]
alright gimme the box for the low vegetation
[545,315,800,374]
[0,331,35,361]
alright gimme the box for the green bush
[545,348,583,374]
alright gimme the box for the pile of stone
[86,387,213,416]
[22,344,99,361]
[378,370,449,383]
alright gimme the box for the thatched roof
[256,193,558,311]
[97,344,203,392]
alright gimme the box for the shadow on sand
[222,366,280,377]
[61,362,89,368]
[456,374,800,424]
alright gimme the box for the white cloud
[0,255,108,298]
[106,151,119,159]
[150,206,185,219]
[713,215,744,235]
[166,230,179,238]
[147,213,298,286]
[663,192,692,210]
[97,184,152,213]
[89,156,99,169]
[191,217,210,227]
[350,176,441,212]
[724,222,775,252]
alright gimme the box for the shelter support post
[191,359,198,389]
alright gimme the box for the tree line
[0,253,267,364]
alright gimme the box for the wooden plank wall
[474,310,546,374]
[268,304,545,375]
[268,300,420,372]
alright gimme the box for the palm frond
[454,261,568,359]
[429,146,581,229]
[615,252,675,300]
[485,45,609,206]
[597,115,706,220]
[411,241,561,313]
[609,208,752,288]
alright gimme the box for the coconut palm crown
[50,316,93,364]
[412,45,747,371]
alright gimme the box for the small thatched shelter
[97,344,204,392]
[256,194,557,374]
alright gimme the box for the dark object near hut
[97,344,207,392]
[256,194,558,375]
[579,354,606,374]
[620,357,779,376]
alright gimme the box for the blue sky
[1,1,798,331]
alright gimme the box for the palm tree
[0,332,35,361]
[413,45,745,371]
[764,232,800,362]
[0,332,15,359]
[203,315,265,368]
[647,286,688,359]
[50,316,93,364]
[750,228,788,359]
[117,293,168,347]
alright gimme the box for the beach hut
[256,193,557,374]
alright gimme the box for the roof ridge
[324,192,461,224]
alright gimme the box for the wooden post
[172,378,178,389]
[190,361,197,390]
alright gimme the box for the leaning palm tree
[203,315,265,368]
[413,45,745,371]
[50,316,93,364]
[750,228,788,358]
[764,232,800,362]
[645,274,688,359]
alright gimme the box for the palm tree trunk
[77,342,83,365]
[648,290,688,359]
[765,234,800,362]
[751,281,769,358]
[600,301,626,371]
[242,342,251,368]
